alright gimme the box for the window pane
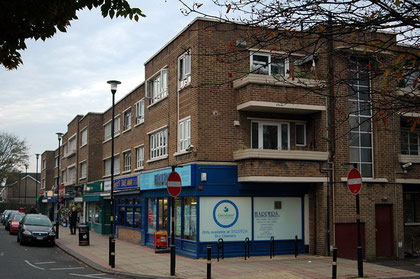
[349,116,359,131]
[361,163,372,178]
[148,199,156,234]
[350,147,360,162]
[359,101,371,116]
[175,198,181,238]
[281,124,289,149]
[271,55,285,76]
[252,54,269,74]
[360,133,372,147]
[361,148,372,162]
[263,125,278,149]
[183,197,197,241]
[350,132,359,147]
[296,124,305,145]
[252,122,259,149]
[134,207,141,228]
[360,118,371,132]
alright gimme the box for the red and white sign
[167,171,182,197]
[347,168,362,195]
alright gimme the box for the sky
[0,1,221,173]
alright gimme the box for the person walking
[69,207,78,235]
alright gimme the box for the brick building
[40,17,419,259]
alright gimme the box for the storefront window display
[158,198,168,230]
[148,198,157,234]
[183,197,196,241]
[175,198,181,238]
[88,203,101,224]
[116,198,142,229]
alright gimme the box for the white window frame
[104,121,112,141]
[135,145,144,169]
[62,169,67,184]
[80,161,87,179]
[80,128,88,147]
[67,165,77,185]
[401,129,420,155]
[104,155,120,177]
[147,68,168,104]
[251,120,290,150]
[295,123,307,147]
[149,128,168,160]
[178,117,191,152]
[135,99,145,125]
[178,51,191,90]
[123,150,132,172]
[250,52,289,76]
[68,134,77,154]
[123,108,132,131]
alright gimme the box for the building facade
[40,18,420,260]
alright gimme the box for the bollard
[170,244,175,276]
[109,235,115,268]
[55,221,59,239]
[217,238,224,262]
[332,246,337,279]
[295,235,299,258]
[244,237,250,260]
[270,236,274,259]
[207,245,212,279]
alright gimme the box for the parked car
[1,210,12,225]
[9,213,25,235]
[17,214,55,246]
[4,210,18,230]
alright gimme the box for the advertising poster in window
[199,197,251,242]
[254,197,302,240]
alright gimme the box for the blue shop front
[139,164,311,259]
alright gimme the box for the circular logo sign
[212,200,239,228]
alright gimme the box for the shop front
[84,181,111,235]
[140,164,309,259]
[113,175,141,244]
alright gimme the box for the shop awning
[83,193,103,202]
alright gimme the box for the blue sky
[0,1,221,172]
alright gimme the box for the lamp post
[107,80,121,268]
[24,164,28,206]
[35,154,40,209]
[56,132,63,239]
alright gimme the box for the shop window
[404,193,420,223]
[183,197,197,241]
[134,207,141,228]
[148,198,157,234]
[125,207,133,226]
[175,198,181,238]
[158,198,168,230]
[118,206,125,226]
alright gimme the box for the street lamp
[56,132,63,239]
[24,163,28,206]
[107,79,120,268]
[35,154,40,209]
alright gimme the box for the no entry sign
[167,171,182,197]
[347,168,362,195]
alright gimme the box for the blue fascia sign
[114,176,139,190]
[140,165,192,190]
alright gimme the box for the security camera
[402,162,412,169]
[186,144,195,152]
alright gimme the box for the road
[0,226,129,279]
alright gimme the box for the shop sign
[59,185,65,197]
[253,197,302,240]
[114,176,138,190]
[199,197,251,242]
[140,165,191,191]
[86,181,104,192]
[46,190,53,197]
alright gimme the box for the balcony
[233,149,328,161]
[233,74,325,90]
[237,101,326,114]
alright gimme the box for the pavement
[55,227,420,279]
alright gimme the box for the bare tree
[0,132,29,182]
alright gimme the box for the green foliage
[0,0,145,70]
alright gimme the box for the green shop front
[83,181,111,235]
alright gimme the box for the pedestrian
[69,207,78,235]
[29,206,37,214]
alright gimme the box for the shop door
[375,204,394,258]
[335,223,365,260]
[158,198,168,230]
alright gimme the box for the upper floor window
[401,129,420,155]
[147,69,168,104]
[251,52,288,76]
[55,156,59,168]
[41,179,45,189]
[123,108,132,131]
[179,117,191,152]
[62,169,67,184]
[398,70,420,90]
[123,150,131,172]
[42,159,46,170]
[62,143,68,157]
[68,166,76,184]
[135,99,145,125]
[136,146,144,169]
[295,123,306,146]
[69,136,77,154]
[80,129,87,147]
[251,121,290,150]
[178,51,191,89]
[150,128,168,159]
[348,56,373,178]
[80,161,87,179]
[104,155,120,177]
[104,117,121,141]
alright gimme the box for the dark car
[1,210,12,225]
[17,214,55,246]
[4,210,18,229]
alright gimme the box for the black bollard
[55,221,59,239]
[109,235,115,268]
[270,236,274,259]
[294,235,298,258]
[207,245,211,279]
[244,237,250,260]
[332,246,337,279]
[217,238,224,262]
